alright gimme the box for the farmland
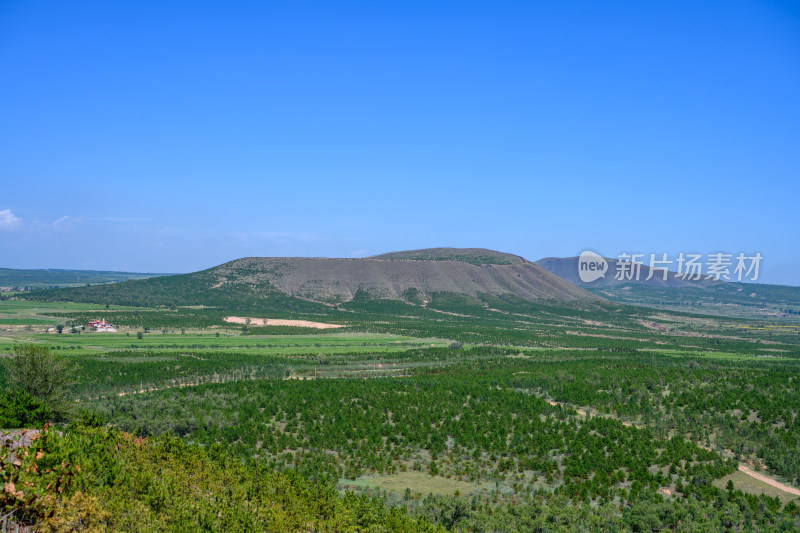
[2,288,799,531]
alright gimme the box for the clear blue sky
[1,1,799,284]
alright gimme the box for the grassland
[714,470,798,505]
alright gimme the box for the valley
[1,252,799,530]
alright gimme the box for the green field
[0,332,445,353]
[342,471,494,498]
[0,317,60,325]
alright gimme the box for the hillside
[31,249,600,310]
[0,425,440,532]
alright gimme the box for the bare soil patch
[223,316,344,329]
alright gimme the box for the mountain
[213,252,595,304]
[31,249,601,310]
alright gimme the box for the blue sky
[1,1,799,284]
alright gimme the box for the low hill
[0,267,173,290]
[30,249,601,310]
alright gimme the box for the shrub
[3,345,75,420]
[0,390,51,428]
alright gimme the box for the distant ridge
[535,256,800,319]
[535,256,725,288]
[0,267,173,289]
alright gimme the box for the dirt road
[544,398,800,498]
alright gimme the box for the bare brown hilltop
[211,248,599,304]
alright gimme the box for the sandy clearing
[224,316,344,329]
[559,402,635,427]
[738,465,800,497]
